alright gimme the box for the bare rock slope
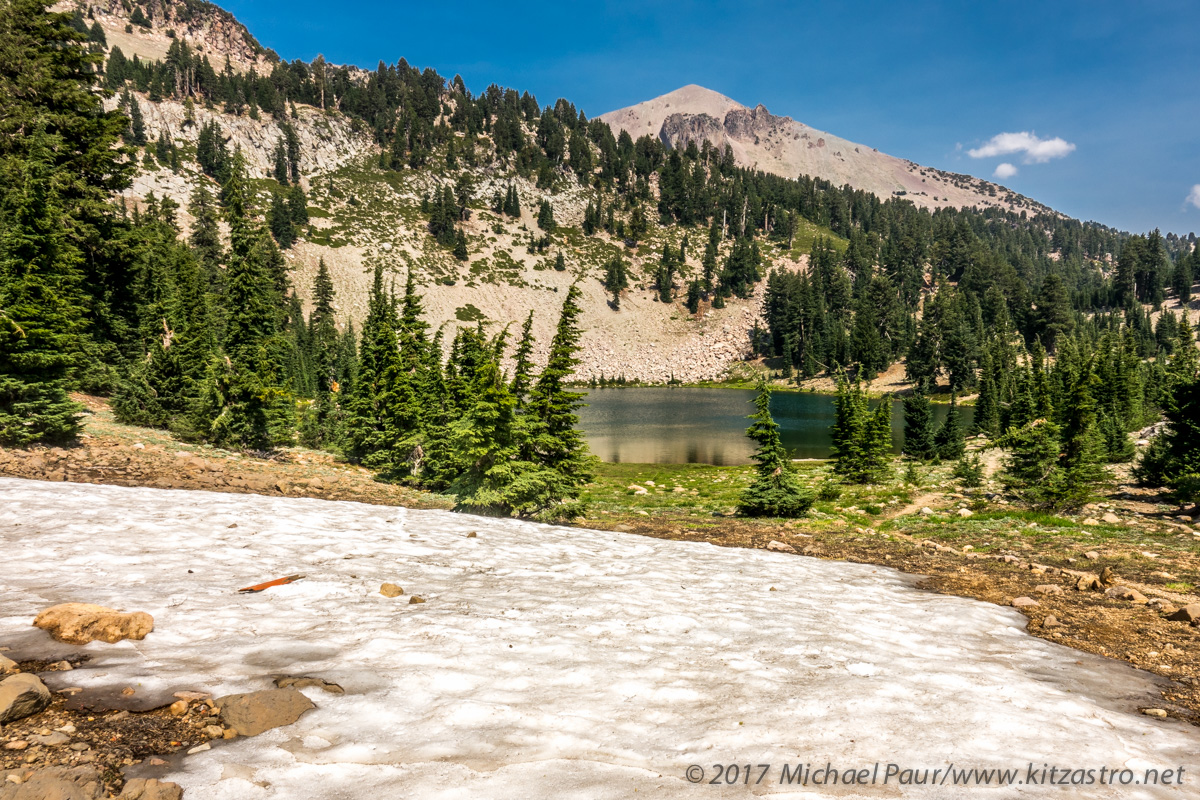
[600,85,1049,214]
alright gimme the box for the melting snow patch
[1,477,1197,798]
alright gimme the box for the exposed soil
[0,673,216,795]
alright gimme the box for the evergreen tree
[453,228,468,261]
[973,350,1001,436]
[0,135,84,444]
[602,255,628,309]
[536,199,555,231]
[686,279,701,314]
[193,154,290,449]
[934,397,966,460]
[738,378,814,516]
[510,311,535,406]
[522,284,596,517]
[902,386,937,460]
[343,265,397,462]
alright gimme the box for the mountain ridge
[599,85,1049,216]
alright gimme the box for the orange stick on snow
[238,574,305,593]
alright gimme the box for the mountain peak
[599,86,1046,215]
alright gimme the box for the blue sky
[221,0,1200,235]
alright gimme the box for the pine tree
[934,397,966,460]
[344,266,397,462]
[509,311,535,406]
[902,386,937,460]
[686,279,701,314]
[453,228,468,261]
[536,199,555,231]
[738,378,813,516]
[0,134,84,445]
[602,255,628,309]
[522,284,596,517]
[973,349,1001,436]
[194,154,290,449]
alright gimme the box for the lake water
[577,387,973,465]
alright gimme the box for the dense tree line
[0,1,593,518]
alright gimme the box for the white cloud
[968,132,1076,164]
[1187,184,1200,210]
[993,163,1019,179]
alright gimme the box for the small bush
[816,480,842,501]
[953,454,985,487]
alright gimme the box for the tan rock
[216,688,314,737]
[1034,584,1064,595]
[1143,708,1168,718]
[167,700,189,716]
[379,583,404,598]
[409,595,426,604]
[0,654,16,674]
[119,777,184,799]
[0,674,51,725]
[1167,604,1200,623]
[1011,597,1039,608]
[766,540,796,553]
[33,603,153,645]
[0,766,105,798]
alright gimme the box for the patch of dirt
[0,677,217,795]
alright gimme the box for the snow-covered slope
[1,478,1195,798]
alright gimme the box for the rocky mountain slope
[600,85,1049,215]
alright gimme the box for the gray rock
[0,674,51,725]
[216,688,314,737]
[1104,586,1149,604]
[30,732,69,747]
[0,766,105,799]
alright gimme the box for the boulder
[1102,512,1121,524]
[33,603,153,645]
[0,766,105,799]
[1034,584,1064,596]
[766,541,796,553]
[957,508,973,518]
[1011,597,1039,608]
[216,688,314,737]
[119,778,184,799]
[0,674,51,725]
[1104,586,1149,604]
[379,583,404,598]
[0,655,16,674]
[1167,604,1200,623]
